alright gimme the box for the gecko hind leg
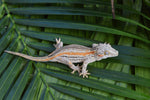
[53,38,63,49]
[57,58,81,74]
[71,64,81,74]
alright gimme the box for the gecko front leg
[80,58,96,78]
[57,58,81,74]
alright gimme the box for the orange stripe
[98,54,104,57]
[42,51,95,61]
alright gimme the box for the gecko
[5,38,118,78]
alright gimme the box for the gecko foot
[79,70,90,78]
[54,38,63,49]
[56,38,61,44]
[71,64,81,74]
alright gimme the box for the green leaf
[113,45,150,58]
[0,4,4,14]
[27,41,54,52]
[0,39,18,74]
[0,23,14,54]
[15,19,150,43]
[22,72,42,100]
[4,0,113,5]
[49,83,113,100]
[6,62,33,100]
[0,57,25,99]
[21,30,94,46]
[9,7,150,31]
[0,4,4,18]
[0,15,10,34]
[88,66,150,87]
[40,68,150,100]
[5,0,150,21]
[41,62,150,88]
[106,55,150,68]
[42,61,150,87]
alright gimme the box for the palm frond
[0,0,150,100]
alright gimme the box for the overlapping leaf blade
[6,62,33,100]
[40,68,150,100]
[49,83,113,100]
[9,7,150,31]
[0,39,18,74]
[15,19,150,43]
[0,58,25,99]
[22,72,41,100]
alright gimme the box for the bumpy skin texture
[5,38,118,78]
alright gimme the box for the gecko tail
[4,50,47,62]
[5,50,17,54]
[5,50,20,55]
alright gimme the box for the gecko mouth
[111,51,119,57]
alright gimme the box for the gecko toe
[79,70,90,78]
[71,70,75,74]
[56,38,61,44]
[71,65,80,74]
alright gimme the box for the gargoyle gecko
[5,38,118,78]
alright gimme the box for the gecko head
[94,43,119,60]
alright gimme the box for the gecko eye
[104,51,109,55]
